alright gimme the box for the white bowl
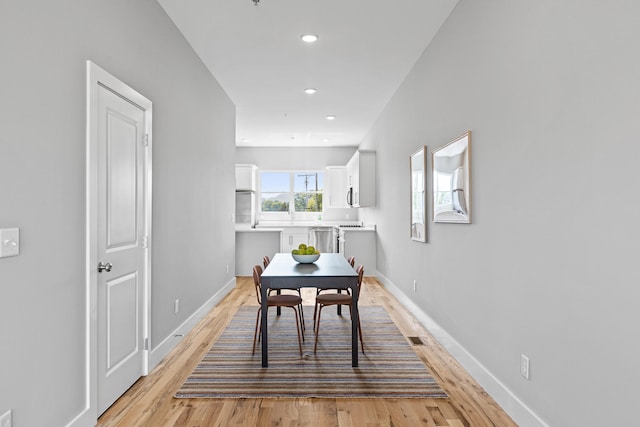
[292,253,320,263]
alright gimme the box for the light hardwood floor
[98,276,517,427]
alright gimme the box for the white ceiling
[156,0,458,147]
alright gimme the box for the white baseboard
[65,408,94,427]
[375,272,549,427]
[148,277,236,370]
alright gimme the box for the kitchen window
[260,171,324,219]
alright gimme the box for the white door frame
[84,60,152,420]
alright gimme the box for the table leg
[261,285,269,367]
[351,283,359,367]
[276,289,282,315]
[337,289,342,315]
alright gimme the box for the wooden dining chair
[252,265,304,356]
[316,255,355,296]
[263,255,306,330]
[313,264,365,354]
[314,255,355,320]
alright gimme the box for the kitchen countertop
[243,223,376,232]
[235,226,284,232]
[256,221,348,227]
[255,221,372,228]
[337,225,376,231]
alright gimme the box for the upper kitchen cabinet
[346,151,376,207]
[325,166,348,208]
[235,164,257,191]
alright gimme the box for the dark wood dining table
[259,252,360,367]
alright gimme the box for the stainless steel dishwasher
[309,227,335,253]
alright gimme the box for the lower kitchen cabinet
[281,227,310,252]
[339,229,376,274]
[235,229,282,276]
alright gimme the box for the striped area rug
[175,305,447,398]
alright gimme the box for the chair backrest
[263,255,270,268]
[347,256,355,268]
[355,265,364,296]
[252,265,263,304]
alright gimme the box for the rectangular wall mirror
[432,131,472,223]
[410,146,427,242]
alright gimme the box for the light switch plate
[0,228,20,258]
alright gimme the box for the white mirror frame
[410,146,427,242]
[432,131,472,224]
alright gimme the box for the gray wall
[359,1,640,426]
[236,146,356,170]
[0,1,235,426]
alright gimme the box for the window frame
[258,170,324,221]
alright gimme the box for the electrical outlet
[0,228,20,258]
[520,354,530,380]
[226,264,230,273]
[174,299,180,315]
[413,280,417,292]
[0,409,12,427]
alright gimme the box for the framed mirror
[432,131,471,223]
[410,146,427,242]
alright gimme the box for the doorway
[86,61,153,415]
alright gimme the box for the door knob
[97,262,113,273]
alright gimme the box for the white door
[96,83,147,413]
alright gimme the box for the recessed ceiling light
[304,88,317,95]
[325,115,336,121]
[241,138,249,143]
[301,34,319,43]
[322,138,330,142]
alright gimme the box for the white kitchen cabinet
[235,229,281,275]
[325,166,348,209]
[280,227,309,252]
[235,164,257,191]
[338,228,376,274]
[346,151,376,207]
